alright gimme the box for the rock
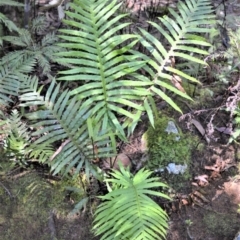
[234,231,240,240]
[103,153,132,170]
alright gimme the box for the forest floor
[1,88,240,240]
[1,0,240,239]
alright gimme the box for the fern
[19,75,116,176]
[1,110,31,165]
[55,0,215,138]
[55,0,153,138]
[137,0,215,112]
[0,65,20,106]
[0,0,23,43]
[93,164,170,240]
[0,0,24,6]
[2,25,63,77]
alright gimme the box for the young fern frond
[19,76,116,176]
[2,110,31,165]
[138,0,215,111]
[55,0,153,138]
[93,164,170,240]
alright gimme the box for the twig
[0,181,13,199]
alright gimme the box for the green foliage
[53,173,90,215]
[137,0,215,111]
[1,17,64,78]
[93,164,170,240]
[145,115,195,171]
[55,0,151,138]
[55,0,215,139]
[19,75,116,177]
[0,0,215,176]
[1,110,32,166]
[0,0,22,37]
[0,65,21,106]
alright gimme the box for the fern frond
[1,51,37,75]
[0,0,24,6]
[0,65,20,105]
[2,110,31,165]
[55,0,152,137]
[19,76,116,176]
[93,165,170,240]
[138,0,215,111]
[30,16,48,33]
[0,12,19,33]
[2,26,63,77]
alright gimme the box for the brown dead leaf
[171,75,186,93]
[209,171,222,179]
[194,174,209,186]
[191,119,210,142]
[181,198,189,205]
[192,191,210,203]
[192,182,199,186]
[205,165,221,172]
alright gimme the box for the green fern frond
[0,12,19,33]
[1,51,37,75]
[30,16,48,33]
[2,26,64,77]
[138,0,215,111]
[0,0,24,6]
[2,110,31,165]
[19,76,116,176]
[0,65,20,105]
[93,164,170,240]
[55,0,152,137]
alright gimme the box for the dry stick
[0,181,13,199]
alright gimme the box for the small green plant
[1,110,32,166]
[185,219,193,226]
[92,164,170,240]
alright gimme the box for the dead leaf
[192,190,210,203]
[170,57,175,68]
[181,198,189,205]
[195,174,209,182]
[191,119,205,136]
[194,174,209,186]
[215,126,232,135]
[50,139,70,161]
[171,75,186,93]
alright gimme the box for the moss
[203,212,239,238]
[144,114,197,190]
[0,170,90,239]
[53,174,87,204]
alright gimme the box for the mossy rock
[143,114,198,190]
